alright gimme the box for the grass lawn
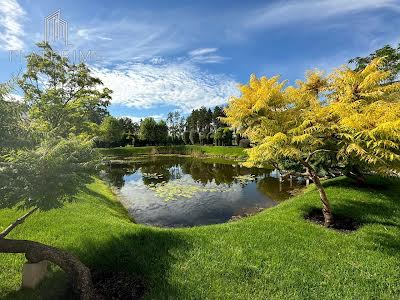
[0,176,399,299]
[99,145,248,159]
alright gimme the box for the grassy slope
[0,177,399,299]
[99,145,247,159]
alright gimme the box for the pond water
[102,155,300,227]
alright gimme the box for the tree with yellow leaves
[224,58,400,227]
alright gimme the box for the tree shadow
[81,185,132,221]
[322,177,400,226]
[4,228,190,299]
[305,176,400,256]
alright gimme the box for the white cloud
[92,61,238,113]
[0,0,26,50]
[189,48,218,56]
[188,47,227,64]
[244,0,400,28]
[70,18,185,63]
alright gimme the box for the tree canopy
[224,58,400,226]
[18,42,112,139]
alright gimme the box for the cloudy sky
[0,0,399,120]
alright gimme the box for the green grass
[99,145,248,159]
[0,177,399,299]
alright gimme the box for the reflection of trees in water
[105,165,137,188]
[106,157,273,188]
[139,162,171,186]
[257,176,295,201]
[181,159,269,186]
[169,165,183,181]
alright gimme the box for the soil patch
[305,208,360,232]
[92,270,145,300]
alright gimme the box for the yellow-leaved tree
[328,57,400,177]
[224,58,400,227]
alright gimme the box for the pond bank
[99,145,248,160]
[0,176,399,299]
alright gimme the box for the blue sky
[1,0,399,121]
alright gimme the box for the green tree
[0,82,31,150]
[167,111,184,143]
[98,116,124,147]
[139,118,168,145]
[18,42,112,139]
[349,44,400,83]
[0,82,100,298]
[212,105,226,129]
[118,117,140,146]
[155,120,169,145]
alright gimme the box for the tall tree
[139,117,157,145]
[0,42,116,298]
[212,105,226,129]
[18,42,112,139]
[98,116,124,147]
[155,120,169,145]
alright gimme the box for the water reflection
[103,156,300,227]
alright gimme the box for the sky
[0,0,399,121]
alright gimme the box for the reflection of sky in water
[104,157,299,227]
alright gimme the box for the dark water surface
[103,155,300,227]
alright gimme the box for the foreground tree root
[0,238,98,300]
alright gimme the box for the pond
[102,155,300,227]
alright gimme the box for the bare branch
[0,207,38,239]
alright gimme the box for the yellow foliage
[224,58,400,174]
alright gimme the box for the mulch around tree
[305,208,360,232]
[91,270,146,300]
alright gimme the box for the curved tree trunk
[301,160,333,227]
[0,238,98,300]
[310,173,333,227]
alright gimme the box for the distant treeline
[95,105,250,148]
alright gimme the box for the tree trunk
[0,238,98,300]
[301,160,333,227]
[310,173,333,227]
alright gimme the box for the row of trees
[96,105,241,147]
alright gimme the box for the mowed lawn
[0,177,399,299]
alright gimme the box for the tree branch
[0,238,96,299]
[0,207,38,239]
[306,149,333,163]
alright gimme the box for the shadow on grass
[4,228,190,299]
[305,176,400,255]
[322,176,400,226]
[81,185,131,220]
